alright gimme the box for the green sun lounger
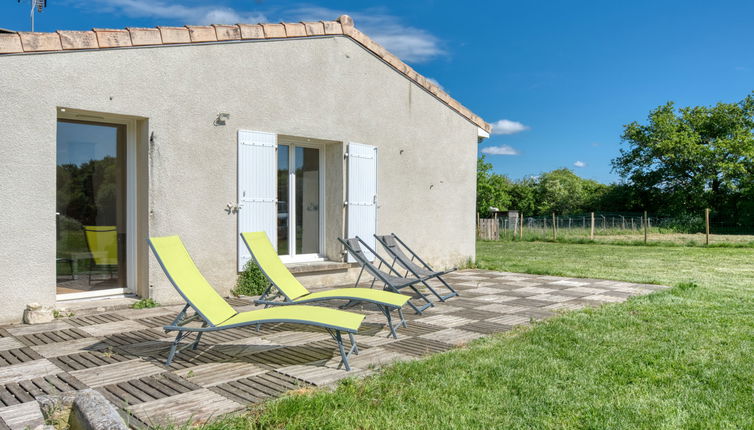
[241,232,410,338]
[148,235,364,370]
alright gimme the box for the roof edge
[0,15,490,132]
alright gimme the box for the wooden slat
[69,360,163,387]
[127,388,242,426]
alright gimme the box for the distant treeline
[479,92,754,225]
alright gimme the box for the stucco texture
[0,35,479,322]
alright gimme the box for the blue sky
[4,0,753,183]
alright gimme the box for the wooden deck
[0,270,667,428]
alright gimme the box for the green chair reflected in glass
[83,226,118,285]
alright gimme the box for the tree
[535,168,600,214]
[476,156,512,216]
[509,177,537,215]
[612,93,754,215]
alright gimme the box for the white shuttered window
[346,142,377,261]
[237,130,277,271]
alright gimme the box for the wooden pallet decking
[0,271,667,427]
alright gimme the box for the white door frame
[278,140,326,263]
[56,108,137,301]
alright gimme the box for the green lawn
[202,241,754,429]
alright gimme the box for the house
[0,15,491,323]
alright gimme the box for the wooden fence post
[705,208,710,245]
[552,212,556,240]
[590,212,595,240]
[644,210,648,244]
[520,213,524,239]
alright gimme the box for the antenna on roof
[18,0,47,32]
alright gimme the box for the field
[200,241,754,429]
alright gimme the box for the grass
[198,241,754,429]
[503,230,754,247]
[131,298,159,309]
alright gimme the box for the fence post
[643,210,648,244]
[705,208,710,245]
[590,212,595,240]
[552,212,557,241]
[520,213,524,239]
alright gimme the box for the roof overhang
[0,15,491,133]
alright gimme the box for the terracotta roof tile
[0,33,23,54]
[322,21,343,35]
[187,26,217,43]
[302,22,325,36]
[238,24,264,39]
[18,32,62,52]
[93,29,132,48]
[127,28,162,46]
[282,23,306,37]
[58,31,98,50]
[213,25,241,41]
[0,15,490,132]
[262,23,286,38]
[158,26,190,44]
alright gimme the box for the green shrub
[233,260,269,296]
[131,298,159,309]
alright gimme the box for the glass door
[56,120,127,295]
[276,142,322,260]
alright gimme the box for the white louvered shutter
[346,142,377,262]
[238,130,277,271]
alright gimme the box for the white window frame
[56,108,137,301]
[278,139,326,263]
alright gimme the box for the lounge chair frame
[255,285,407,339]
[375,233,459,301]
[149,239,359,370]
[338,237,435,314]
[240,232,409,338]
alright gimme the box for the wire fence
[484,210,754,246]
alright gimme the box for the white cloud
[482,145,520,156]
[490,119,530,135]
[287,6,444,63]
[72,0,267,25]
[573,161,587,168]
[426,78,444,90]
[69,2,444,63]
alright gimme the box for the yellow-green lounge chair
[148,235,364,370]
[241,232,410,338]
[83,225,118,285]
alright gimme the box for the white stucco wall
[0,35,479,322]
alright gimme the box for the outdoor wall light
[214,113,230,126]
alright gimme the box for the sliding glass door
[276,142,322,259]
[56,120,127,294]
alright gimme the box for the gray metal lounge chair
[375,233,459,301]
[338,237,434,314]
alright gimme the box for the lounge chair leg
[165,330,183,366]
[349,332,359,355]
[191,332,203,350]
[335,331,351,371]
[382,306,398,339]
[438,276,460,298]
[398,308,408,328]
[422,280,457,302]
[339,300,359,309]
